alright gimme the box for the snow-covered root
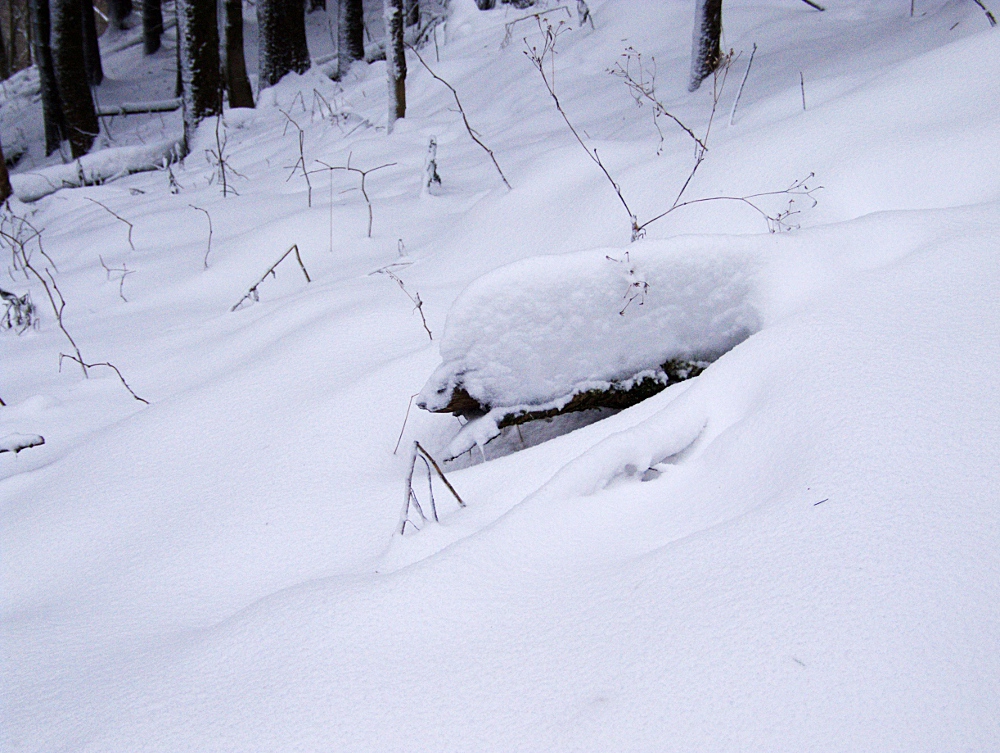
[10,138,184,202]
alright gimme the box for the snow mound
[418,240,765,414]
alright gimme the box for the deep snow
[2,1,1000,750]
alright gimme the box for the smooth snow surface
[3,1,1000,750]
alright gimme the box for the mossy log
[433,359,709,428]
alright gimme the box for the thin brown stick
[230,244,311,311]
[59,353,149,404]
[369,263,433,340]
[84,197,135,251]
[800,0,825,10]
[415,441,465,508]
[189,204,213,268]
[407,43,512,190]
[99,254,134,301]
[394,393,419,453]
[280,109,313,207]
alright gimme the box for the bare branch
[316,157,396,238]
[407,43,512,190]
[189,205,213,269]
[369,263,433,340]
[84,197,135,251]
[231,244,311,312]
[279,109,314,207]
[99,254,135,302]
[58,353,149,404]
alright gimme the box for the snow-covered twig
[230,244,312,312]
[95,97,182,117]
[0,433,45,454]
[407,44,512,189]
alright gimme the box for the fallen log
[96,97,182,117]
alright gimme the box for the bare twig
[84,197,135,251]
[399,439,466,534]
[231,244,311,311]
[407,43,512,189]
[800,71,807,110]
[58,353,149,404]
[800,0,825,10]
[369,263,433,340]
[99,255,135,301]
[204,115,243,197]
[729,43,757,126]
[970,0,998,26]
[415,442,465,507]
[316,156,396,238]
[280,109,313,207]
[189,204,213,268]
[501,5,571,48]
[393,393,419,453]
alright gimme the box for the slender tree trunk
[384,0,405,131]
[0,138,11,203]
[80,0,103,85]
[29,0,65,155]
[142,0,162,53]
[337,0,363,78]
[109,0,132,28]
[176,0,221,145]
[52,0,98,156]
[257,0,309,89]
[404,0,417,27]
[0,20,9,79]
[221,0,253,107]
[688,0,721,92]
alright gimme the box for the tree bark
[52,0,98,156]
[689,0,722,92]
[384,0,405,131]
[221,0,253,107]
[257,0,310,89]
[142,0,162,53]
[337,0,363,78]
[0,20,9,79]
[0,139,12,203]
[176,0,221,145]
[308,0,325,11]
[109,0,132,28]
[29,0,66,155]
[80,0,103,85]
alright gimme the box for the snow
[3,0,1000,750]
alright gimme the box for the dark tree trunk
[337,0,363,79]
[176,0,221,144]
[308,0,324,11]
[80,0,103,85]
[384,0,405,131]
[475,0,495,9]
[174,0,181,95]
[689,0,722,92]
[109,0,132,28]
[0,138,11,202]
[29,0,66,155]
[221,0,253,107]
[0,21,9,79]
[404,0,418,27]
[257,0,309,89]
[52,0,98,156]
[142,0,162,53]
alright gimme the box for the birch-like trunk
[52,0,98,156]
[688,0,722,92]
[384,0,405,131]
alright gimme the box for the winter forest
[2,0,999,748]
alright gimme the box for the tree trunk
[29,0,65,155]
[384,0,405,131]
[688,0,722,92]
[0,21,9,79]
[109,0,132,28]
[80,0,103,85]
[142,0,162,53]
[221,0,253,107]
[52,0,98,156]
[404,0,417,27]
[0,138,12,203]
[257,0,310,89]
[308,0,325,11]
[176,0,221,145]
[337,0,363,78]
[475,0,495,9]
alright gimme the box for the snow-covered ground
[2,1,999,749]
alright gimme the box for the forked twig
[231,244,312,311]
[407,43,511,189]
[99,254,135,301]
[280,109,314,207]
[316,156,396,238]
[399,440,465,534]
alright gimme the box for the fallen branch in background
[59,354,149,404]
[399,440,465,534]
[407,43,512,189]
[10,139,184,202]
[95,97,182,117]
[369,262,433,340]
[231,244,311,311]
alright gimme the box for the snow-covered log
[0,433,45,454]
[96,97,182,116]
[10,138,184,202]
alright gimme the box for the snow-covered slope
[2,1,999,750]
